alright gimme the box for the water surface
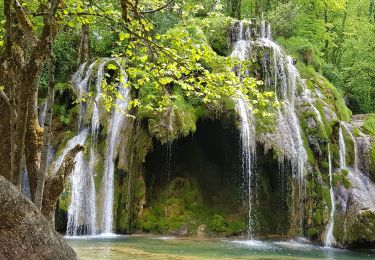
[66,235,375,259]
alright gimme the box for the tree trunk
[78,24,90,65]
[0,61,11,181]
[42,145,84,223]
[25,92,43,200]
[11,89,30,188]
[35,57,55,209]
[0,0,62,188]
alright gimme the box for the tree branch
[0,90,10,107]
[28,0,62,83]
[41,144,84,221]
[140,0,174,14]
[13,0,37,44]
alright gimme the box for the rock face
[335,168,375,247]
[0,176,76,260]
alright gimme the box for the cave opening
[143,118,294,237]
[144,118,245,234]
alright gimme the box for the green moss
[369,142,375,181]
[329,143,340,169]
[341,126,356,167]
[307,227,319,237]
[320,161,329,172]
[353,127,361,137]
[317,76,351,122]
[333,169,351,189]
[363,115,375,136]
[345,211,375,245]
[58,188,71,212]
[194,16,233,56]
[314,101,333,139]
[140,86,199,144]
[139,177,243,236]
[313,211,323,226]
[208,215,229,233]
[323,187,332,212]
[53,130,76,160]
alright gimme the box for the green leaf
[107,64,117,70]
[119,32,130,41]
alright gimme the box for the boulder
[335,169,375,247]
[171,223,188,236]
[0,176,76,260]
[196,224,207,239]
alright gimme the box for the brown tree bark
[35,57,55,209]
[42,145,84,224]
[78,24,90,65]
[25,92,43,200]
[0,0,62,188]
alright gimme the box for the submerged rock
[0,176,76,260]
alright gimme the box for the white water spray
[101,63,130,234]
[325,144,336,247]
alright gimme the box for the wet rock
[335,169,375,247]
[171,223,188,236]
[307,117,317,129]
[356,136,375,179]
[0,176,76,260]
[196,224,207,239]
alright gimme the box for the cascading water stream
[342,123,358,170]
[66,59,125,236]
[259,22,308,210]
[231,20,310,236]
[235,96,256,238]
[325,144,336,247]
[53,129,89,175]
[339,125,347,169]
[231,22,256,238]
[77,62,96,131]
[39,100,48,127]
[101,62,130,234]
[66,61,103,236]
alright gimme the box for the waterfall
[66,60,100,236]
[67,151,89,235]
[101,63,130,234]
[231,20,310,236]
[342,123,358,170]
[62,59,130,236]
[255,22,308,187]
[231,22,256,238]
[261,25,308,199]
[339,125,347,169]
[164,141,175,186]
[77,62,96,131]
[83,59,109,235]
[39,100,48,127]
[325,144,336,247]
[21,166,31,199]
[53,130,89,175]
[235,96,256,238]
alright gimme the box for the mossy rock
[333,169,351,189]
[335,211,375,247]
[363,114,375,136]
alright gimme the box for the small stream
[67,235,375,259]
